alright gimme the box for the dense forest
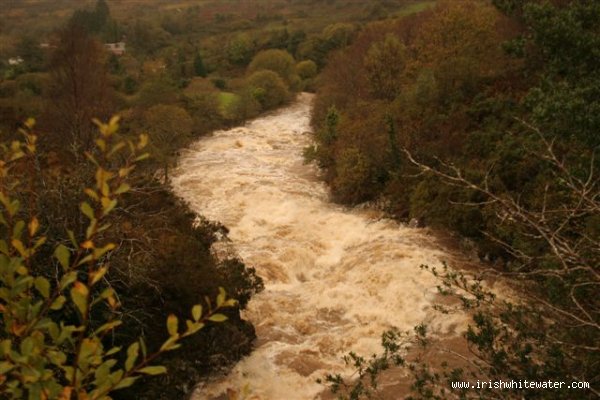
[310,0,599,398]
[0,0,598,399]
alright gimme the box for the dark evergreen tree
[193,51,207,77]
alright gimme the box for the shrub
[248,49,298,85]
[296,60,317,80]
[245,70,290,110]
[0,118,235,399]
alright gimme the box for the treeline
[312,0,599,397]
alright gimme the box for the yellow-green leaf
[125,342,139,371]
[11,239,27,258]
[166,314,178,336]
[216,287,226,307]
[192,304,202,321]
[34,277,50,298]
[90,266,108,285]
[114,376,138,390]
[28,217,39,237]
[101,197,117,216]
[138,366,167,375]
[114,183,131,195]
[70,282,89,316]
[80,202,95,220]
[208,314,228,323]
[54,245,70,270]
[50,296,66,310]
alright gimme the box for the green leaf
[192,304,202,321]
[94,320,122,336]
[54,245,70,270]
[139,337,147,358]
[101,197,118,216]
[11,239,27,258]
[50,295,66,311]
[114,376,138,390]
[70,282,89,316]
[80,201,95,220]
[8,199,20,217]
[10,217,24,237]
[217,287,226,307]
[59,271,77,290]
[67,230,78,247]
[90,266,108,285]
[166,314,178,336]
[159,336,180,352]
[105,346,122,356]
[94,359,117,383]
[0,361,13,374]
[134,153,150,162]
[138,366,167,375]
[125,342,139,371]
[34,277,50,298]
[208,314,228,323]
[0,240,8,255]
[114,183,131,195]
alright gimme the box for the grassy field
[218,91,240,118]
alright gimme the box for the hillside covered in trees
[310,0,599,398]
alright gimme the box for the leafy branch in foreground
[318,328,410,400]
[0,117,236,399]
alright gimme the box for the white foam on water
[171,93,466,400]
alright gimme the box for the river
[171,93,466,399]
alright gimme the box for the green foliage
[322,23,356,50]
[333,147,374,204]
[0,118,235,399]
[315,1,599,397]
[136,77,179,108]
[296,60,317,80]
[521,0,600,147]
[296,60,318,91]
[248,49,298,86]
[364,34,406,100]
[304,106,339,169]
[245,70,290,111]
[143,104,193,182]
[319,328,407,400]
[193,52,207,78]
[226,34,254,66]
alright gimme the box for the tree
[322,23,356,50]
[245,70,290,110]
[136,77,179,108]
[333,147,374,204]
[193,51,207,77]
[226,34,253,66]
[363,33,406,100]
[248,49,297,86]
[143,105,193,183]
[0,118,235,399]
[17,35,45,72]
[412,0,502,98]
[521,1,600,147]
[296,60,317,80]
[44,22,114,155]
[70,0,111,34]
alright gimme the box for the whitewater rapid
[171,93,465,399]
